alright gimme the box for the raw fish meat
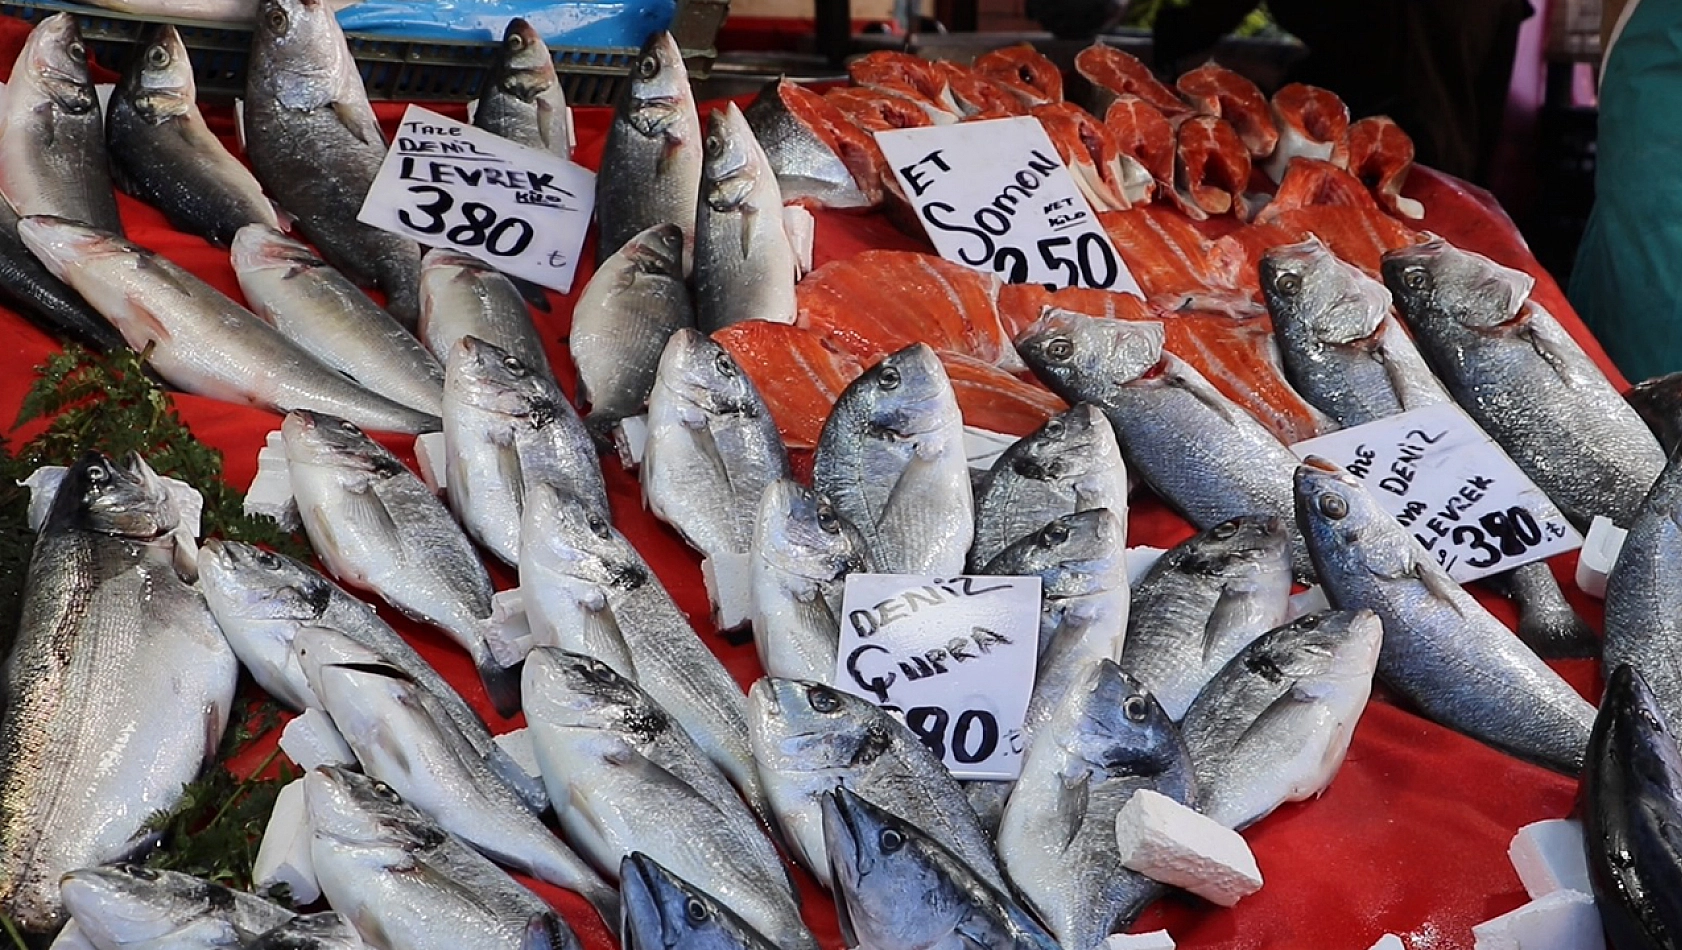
[714,321,863,448]
[1074,43,1186,116]
[1176,61,1278,159]
[973,44,1064,106]
[1265,83,1349,180]
[1176,115,1251,217]
[1345,116,1424,219]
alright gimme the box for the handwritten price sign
[359,105,595,293]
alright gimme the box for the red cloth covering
[0,18,1615,949]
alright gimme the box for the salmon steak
[744,78,883,210]
[1265,83,1350,181]
[1075,43,1187,116]
[973,44,1064,107]
[1176,61,1279,159]
[1033,101,1149,211]
[1345,115,1425,219]
[1176,114,1252,217]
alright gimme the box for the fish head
[1597,664,1682,801]
[446,335,553,418]
[303,766,442,850]
[198,539,332,625]
[521,646,667,737]
[835,344,957,440]
[1260,237,1391,345]
[46,452,178,540]
[230,225,322,278]
[819,788,954,950]
[1380,237,1534,330]
[1011,403,1117,485]
[747,678,895,776]
[120,25,195,121]
[521,483,641,589]
[16,215,129,282]
[280,411,404,477]
[1018,309,1165,397]
[702,104,762,209]
[623,223,686,278]
[1064,659,1188,778]
[22,15,95,114]
[623,33,690,137]
[982,508,1127,594]
[1176,514,1292,582]
[494,18,558,98]
[1243,609,1383,697]
[654,329,765,419]
[620,853,769,950]
[59,866,241,950]
[755,479,872,582]
[252,0,354,107]
[1293,457,1415,579]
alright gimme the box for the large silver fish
[0,15,122,232]
[59,866,295,950]
[0,192,122,351]
[474,19,573,159]
[1603,449,1682,728]
[693,103,799,332]
[244,0,421,324]
[0,453,237,931]
[107,25,279,246]
[813,344,974,575]
[742,78,872,210]
[595,33,702,262]
[749,479,871,684]
[1382,238,1666,527]
[419,249,551,377]
[18,217,439,435]
[1295,458,1596,771]
[619,853,780,950]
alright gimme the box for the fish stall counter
[0,14,1625,950]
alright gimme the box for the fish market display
[419,249,551,377]
[0,453,237,931]
[474,18,574,159]
[107,25,280,246]
[1179,610,1382,830]
[619,853,779,950]
[0,16,122,233]
[58,866,295,950]
[570,223,692,436]
[0,194,122,350]
[1604,449,1682,727]
[694,103,799,332]
[596,32,702,262]
[749,479,871,684]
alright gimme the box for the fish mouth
[1301,455,1343,475]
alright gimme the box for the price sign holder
[1292,403,1582,582]
[873,117,1142,296]
[833,573,1041,781]
[358,105,596,293]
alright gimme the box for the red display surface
[0,17,1615,949]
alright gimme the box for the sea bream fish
[596,33,702,262]
[57,865,295,950]
[474,18,574,158]
[419,248,552,378]
[0,14,123,232]
[619,853,781,950]
[694,103,800,333]
[749,479,872,684]
[0,453,237,931]
[107,25,280,246]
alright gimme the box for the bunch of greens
[1119,0,1280,37]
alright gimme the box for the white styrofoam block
[485,587,535,668]
[784,204,815,277]
[493,727,542,782]
[253,778,320,905]
[1471,890,1604,950]
[1102,931,1176,950]
[279,708,357,772]
[1286,585,1331,622]
[1114,789,1263,907]
[95,84,114,118]
[963,426,1018,472]
[50,920,98,950]
[1509,820,1592,900]
[1125,546,1166,586]
[703,553,754,632]
[1369,936,1406,950]
[414,431,448,494]
[1574,516,1627,600]
[561,106,578,159]
[614,415,649,469]
[246,430,300,531]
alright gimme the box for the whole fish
[244,0,422,324]
[517,485,769,821]
[18,217,439,435]
[0,15,122,232]
[969,403,1129,571]
[1118,515,1294,721]
[619,853,780,950]
[744,678,1006,892]
[530,729,813,950]
[244,913,364,950]
[302,654,615,921]
[1603,449,1682,727]
[1582,665,1682,950]
[304,766,584,950]
[1018,310,1309,576]
[813,344,974,575]
[419,249,551,376]
[197,538,545,808]
[107,25,279,246]
[693,103,799,332]
[474,19,573,158]
[997,659,1194,950]
[643,329,790,563]
[279,410,516,715]
[0,193,122,350]
[822,789,1059,950]
[0,453,237,931]
[1180,610,1382,830]
[231,225,445,417]
[596,32,702,262]
[1295,459,1596,771]
[59,866,294,950]
[1382,238,1666,526]
[570,223,693,437]
[742,79,873,210]
[749,479,871,684]
[444,335,606,566]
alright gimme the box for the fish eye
[815,503,841,535]
[1211,521,1238,540]
[1273,271,1302,296]
[581,659,616,684]
[86,464,109,485]
[507,32,526,52]
[256,549,281,569]
[683,897,709,924]
[371,781,400,802]
[265,6,288,34]
[1040,418,1065,439]
[877,365,901,390]
[807,686,842,713]
[636,53,659,80]
[1401,266,1430,291]
[145,43,170,69]
[1043,337,1074,362]
[704,133,723,157]
[68,40,85,60]
[338,419,358,433]
[713,351,738,378]
[128,866,160,880]
[878,828,905,853]
[1122,695,1150,722]
[1038,521,1069,547]
[1317,492,1350,520]
[586,514,612,539]
[501,355,528,377]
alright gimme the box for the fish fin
[1046,770,1090,853]
[202,701,227,772]
[1411,561,1467,616]
[521,913,578,950]
[1201,588,1251,665]
[336,479,405,554]
[739,204,757,259]
[124,298,176,346]
[333,99,387,148]
[475,643,524,718]
[495,440,526,515]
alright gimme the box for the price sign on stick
[359,105,596,293]
[873,117,1142,296]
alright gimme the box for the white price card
[832,573,1041,781]
[1292,403,1582,582]
[358,105,595,293]
[873,117,1142,296]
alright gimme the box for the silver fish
[1382,238,1666,526]
[474,19,573,159]
[1603,449,1682,728]
[643,329,790,563]
[570,223,692,436]
[619,853,779,950]
[970,403,1129,571]
[749,479,872,684]
[280,410,515,715]
[813,344,974,575]
[596,33,702,262]
[108,25,279,246]
[1179,609,1382,830]
[693,103,799,332]
[231,225,444,417]
[1295,458,1596,771]
[0,15,122,232]
[997,659,1194,950]
[244,0,421,324]
[0,453,237,931]
[443,335,606,566]
[243,913,364,950]
[58,866,294,950]
[0,190,123,351]
[196,539,544,809]
[18,216,439,435]
[1018,311,1308,576]
[742,78,872,210]
[745,678,1006,893]
[304,766,582,950]
[822,789,1059,950]
[419,249,551,378]
[1118,515,1293,721]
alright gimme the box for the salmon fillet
[714,321,864,449]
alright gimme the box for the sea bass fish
[596,33,702,262]
[58,866,295,950]
[570,223,692,436]
[749,479,872,684]
[694,103,800,333]
[474,19,574,159]
[1603,449,1682,728]
[0,193,122,350]
[619,853,780,950]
